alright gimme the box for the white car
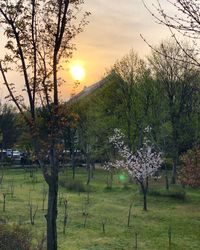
[6,149,13,158]
[12,150,22,160]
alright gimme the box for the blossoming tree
[109,128,163,211]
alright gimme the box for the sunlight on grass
[0,168,199,250]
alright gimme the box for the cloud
[77,0,170,55]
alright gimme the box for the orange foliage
[179,147,200,188]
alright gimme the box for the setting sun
[70,63,85,81]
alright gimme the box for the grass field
[0,167,199,250]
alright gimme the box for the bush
[0,216,8,225]
[104,186,113,191]
[169,189,186,200]
[123,182,131,190]
[179,147,200,188]
[162,158,173,170]
[3,157,12,166]
[149,186,186,200]
[59,179,86,192]
[0,225,32,250]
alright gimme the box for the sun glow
[70,63,85,81]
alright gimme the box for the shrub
[123,182,131,190]
[0,225,32,250]
[104,186,113,191]
[162,158,173,170]
[149,186,186,200]
[169,189,186,200]
[3,157,12,166]
[59,179,86,192]
[0,216,8,225]
[179,147,200,188]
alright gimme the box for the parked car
[6,149,13,158]
[12,150,21,159]
[0,149,7,159]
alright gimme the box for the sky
[60,0,172,99]
[0,0,174,102]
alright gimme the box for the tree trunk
[171,156,177,184]
[127,118,131,150]
[138,125,143,148]
[126,96,132,150]
[143,191,147,211]
[45,145,59,250]
[87,165,91,185]
[91,161,95,179]
[165,164,169,190]
[127,201,133,227]
[170,113,179,184]
[110,171,113,189]
[86,155,91,185]
[72,152,76,180]
[46,178,58,250]
[140,181,148,211]
[171,161,176,184]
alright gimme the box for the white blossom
[144,125,152,133]
[108,128,163,182]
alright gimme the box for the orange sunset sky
[59,0,175,100]
[0,0,174,102]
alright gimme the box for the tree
[179,146,200,188]
[76,102,96,185]
[143,0,200,161]
[0,103,18,149]
[149,40,200,184]
[109,128,163,211]
[112,50,146,150]
[61,106,80,179]
[0,1,90,249]
[67,74,121,183]
[104,161,116,189]
[142,0,200,162]
[144,0,200,67]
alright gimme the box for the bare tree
[168,225,172,249]
[42,184,47,211]
[0,1,90,249]
[143,0,200,72]
[101,217,107,234]
[63,199,68,234]
[82,200,89,228]
[142,0,200,184]
[10,179,14,198]
[135,232,138,250]
[29,201,38,225]
[127,200,134,227]
[58,191,64,206]
[2,192,7,212]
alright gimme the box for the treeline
[68,40,200,185]
[0,103,32,153]
[1,40,199,185]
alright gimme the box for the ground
[0,168,199,250]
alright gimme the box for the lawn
[0,167,199,250]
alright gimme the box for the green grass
[0,168,199,250]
